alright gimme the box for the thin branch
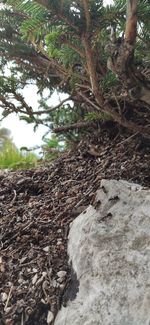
[32,97,72,115]
[78,92,101,111]
[35,0,79,32]
[0,51,52,76]
[0,95,18,113]
[75,83,91,91]
[33,43,68,77]
[58,13,79,32]
[62,39,85,58]
[13,92,33,116]
[117,132,139,145]
[54,120,96,133]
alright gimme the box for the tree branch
[32,97,72,115]
[78,92,150,138]
[35,0,79,32]
[78,92,102,111]
[34,0,49,9]
[82,0,91,31]
[58,13,79,32]
[82,33,104,106]
[54,120,96,133]
[125,0,137,44]
[32,43,68,78]
[0,96,18,113]
[62,38,85,58]
[13,92,33,116]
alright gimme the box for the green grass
[0,141,37,169]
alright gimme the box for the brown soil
[0,126,150,325]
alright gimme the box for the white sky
[1,114,47,149]
[0,87,67,150]
[0,0,113,150]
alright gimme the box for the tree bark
[125,0,137,44]
[54,121,96,133]
[106,0,150,106]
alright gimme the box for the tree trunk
[125,0,137,44]
[106,0,150,106]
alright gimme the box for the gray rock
[54,179,150,325]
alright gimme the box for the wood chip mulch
[0,126,150,325]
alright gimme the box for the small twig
[21,221,34,232]
[75,83,91,90]
[54,120,96,133]
[113,92,122,115]
[42,280,50,303]
[78,92,101,111]
[1,221,34,248]
[4,285,13,311]
[21,312,24,325]
[11,190,17,204]
[117,132,139,146]
[18,258,39,268]
[74,187,94,208]
[32,97,72,115]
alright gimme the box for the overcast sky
[0,87,67,150]
[1,86,45,149]
[0,0,113,150]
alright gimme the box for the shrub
[0,141,37,169]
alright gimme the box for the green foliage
[100,71,118,92]
[18,2,47,42]
[0,0,150,140]
[19,115,37,124]
[84,111,111,122]
[50,103,85,129]
[45,28,62,59]
[45,29,62,45]
[41,136,64,161]
[0,140,37,169]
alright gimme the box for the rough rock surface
[55,179,150,325]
